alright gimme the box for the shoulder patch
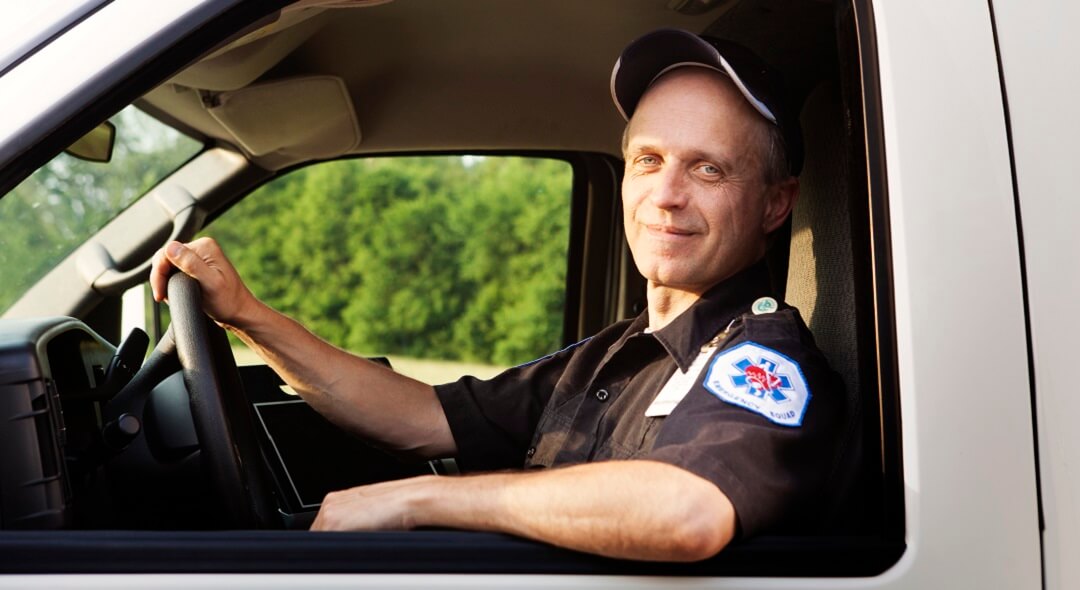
[702,341,811,427]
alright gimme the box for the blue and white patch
[702,341,811,427]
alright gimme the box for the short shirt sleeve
[644,309,844,537]
[434,342,583,472]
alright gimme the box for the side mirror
[64,121,116,163]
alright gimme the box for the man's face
[621,67,789,295]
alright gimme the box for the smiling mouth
[645,224,696,237]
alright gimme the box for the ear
[762,177,799,234]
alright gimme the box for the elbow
[668,518,731,562]
[667,487,736,561]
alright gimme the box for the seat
[785,77,872,531]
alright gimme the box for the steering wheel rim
[167,272,277,528]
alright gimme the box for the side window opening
[91,0,904,577]
[144,0,901,573]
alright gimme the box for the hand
[150,237,258,326]
[308,462,732,560]
[310,475,438,531]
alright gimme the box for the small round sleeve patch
[702,341,811,427]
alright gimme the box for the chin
[643,271,711,293]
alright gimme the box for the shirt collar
[650,258,775,371]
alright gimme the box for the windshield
[0,105,202,312]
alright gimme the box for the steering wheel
[166,272,278,528]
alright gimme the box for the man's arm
[311,459,736,562]
[150,238,457,459]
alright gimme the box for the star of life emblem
[702,341,811,427]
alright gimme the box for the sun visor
[206,76,361,159]
[170,8,328,92]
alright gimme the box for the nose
[648,166,689,210]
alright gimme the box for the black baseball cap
[611,28,803,176]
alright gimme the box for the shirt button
[526,446,536,458]
[594,388,610,402]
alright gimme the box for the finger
[187,236,220,252]
[310,503,332,531]
[149,246,173,302]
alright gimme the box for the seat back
[786,78,869,531]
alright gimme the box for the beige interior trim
[206,75,362,160]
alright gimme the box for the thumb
[164,241,212,283]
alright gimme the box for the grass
[231,346,506,385]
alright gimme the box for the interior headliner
[141,0,836,171]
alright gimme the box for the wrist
[402,475,447,529]
[222,291,268,333]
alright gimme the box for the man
[151,29,844,562]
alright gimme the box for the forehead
[625,67,767,157]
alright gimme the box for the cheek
[702,201,755,244]
[621,197,639,243]
[621,183,644,222]
[621,194,634,222]
[721,187,764,223]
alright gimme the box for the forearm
[226,298,457,459]
[150,238,456,457]
[323,460,736,561]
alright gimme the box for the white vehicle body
[0,0,1076,588]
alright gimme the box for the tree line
[208,156,572,366]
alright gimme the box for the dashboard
[0,317,434,530]
[0,318,113,529]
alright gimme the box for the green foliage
[0,107,201,312]
[209,156,571,367]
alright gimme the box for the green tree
[208,155,572,367]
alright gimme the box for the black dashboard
[0,318,113,528]
[0,317,430,531]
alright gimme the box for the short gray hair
[760,122,791,185]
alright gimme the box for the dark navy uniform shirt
[434,260,845,537]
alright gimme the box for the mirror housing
[64,121,116,163]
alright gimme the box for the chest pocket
[525,371,678,467]
[525,399,667,467]
[595,414,666,461]
[522,324,739,469]
[523,392,583,468]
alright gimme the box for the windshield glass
[0,105,202,313]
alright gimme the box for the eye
[696,163,723,178]
[635,155,660,168]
